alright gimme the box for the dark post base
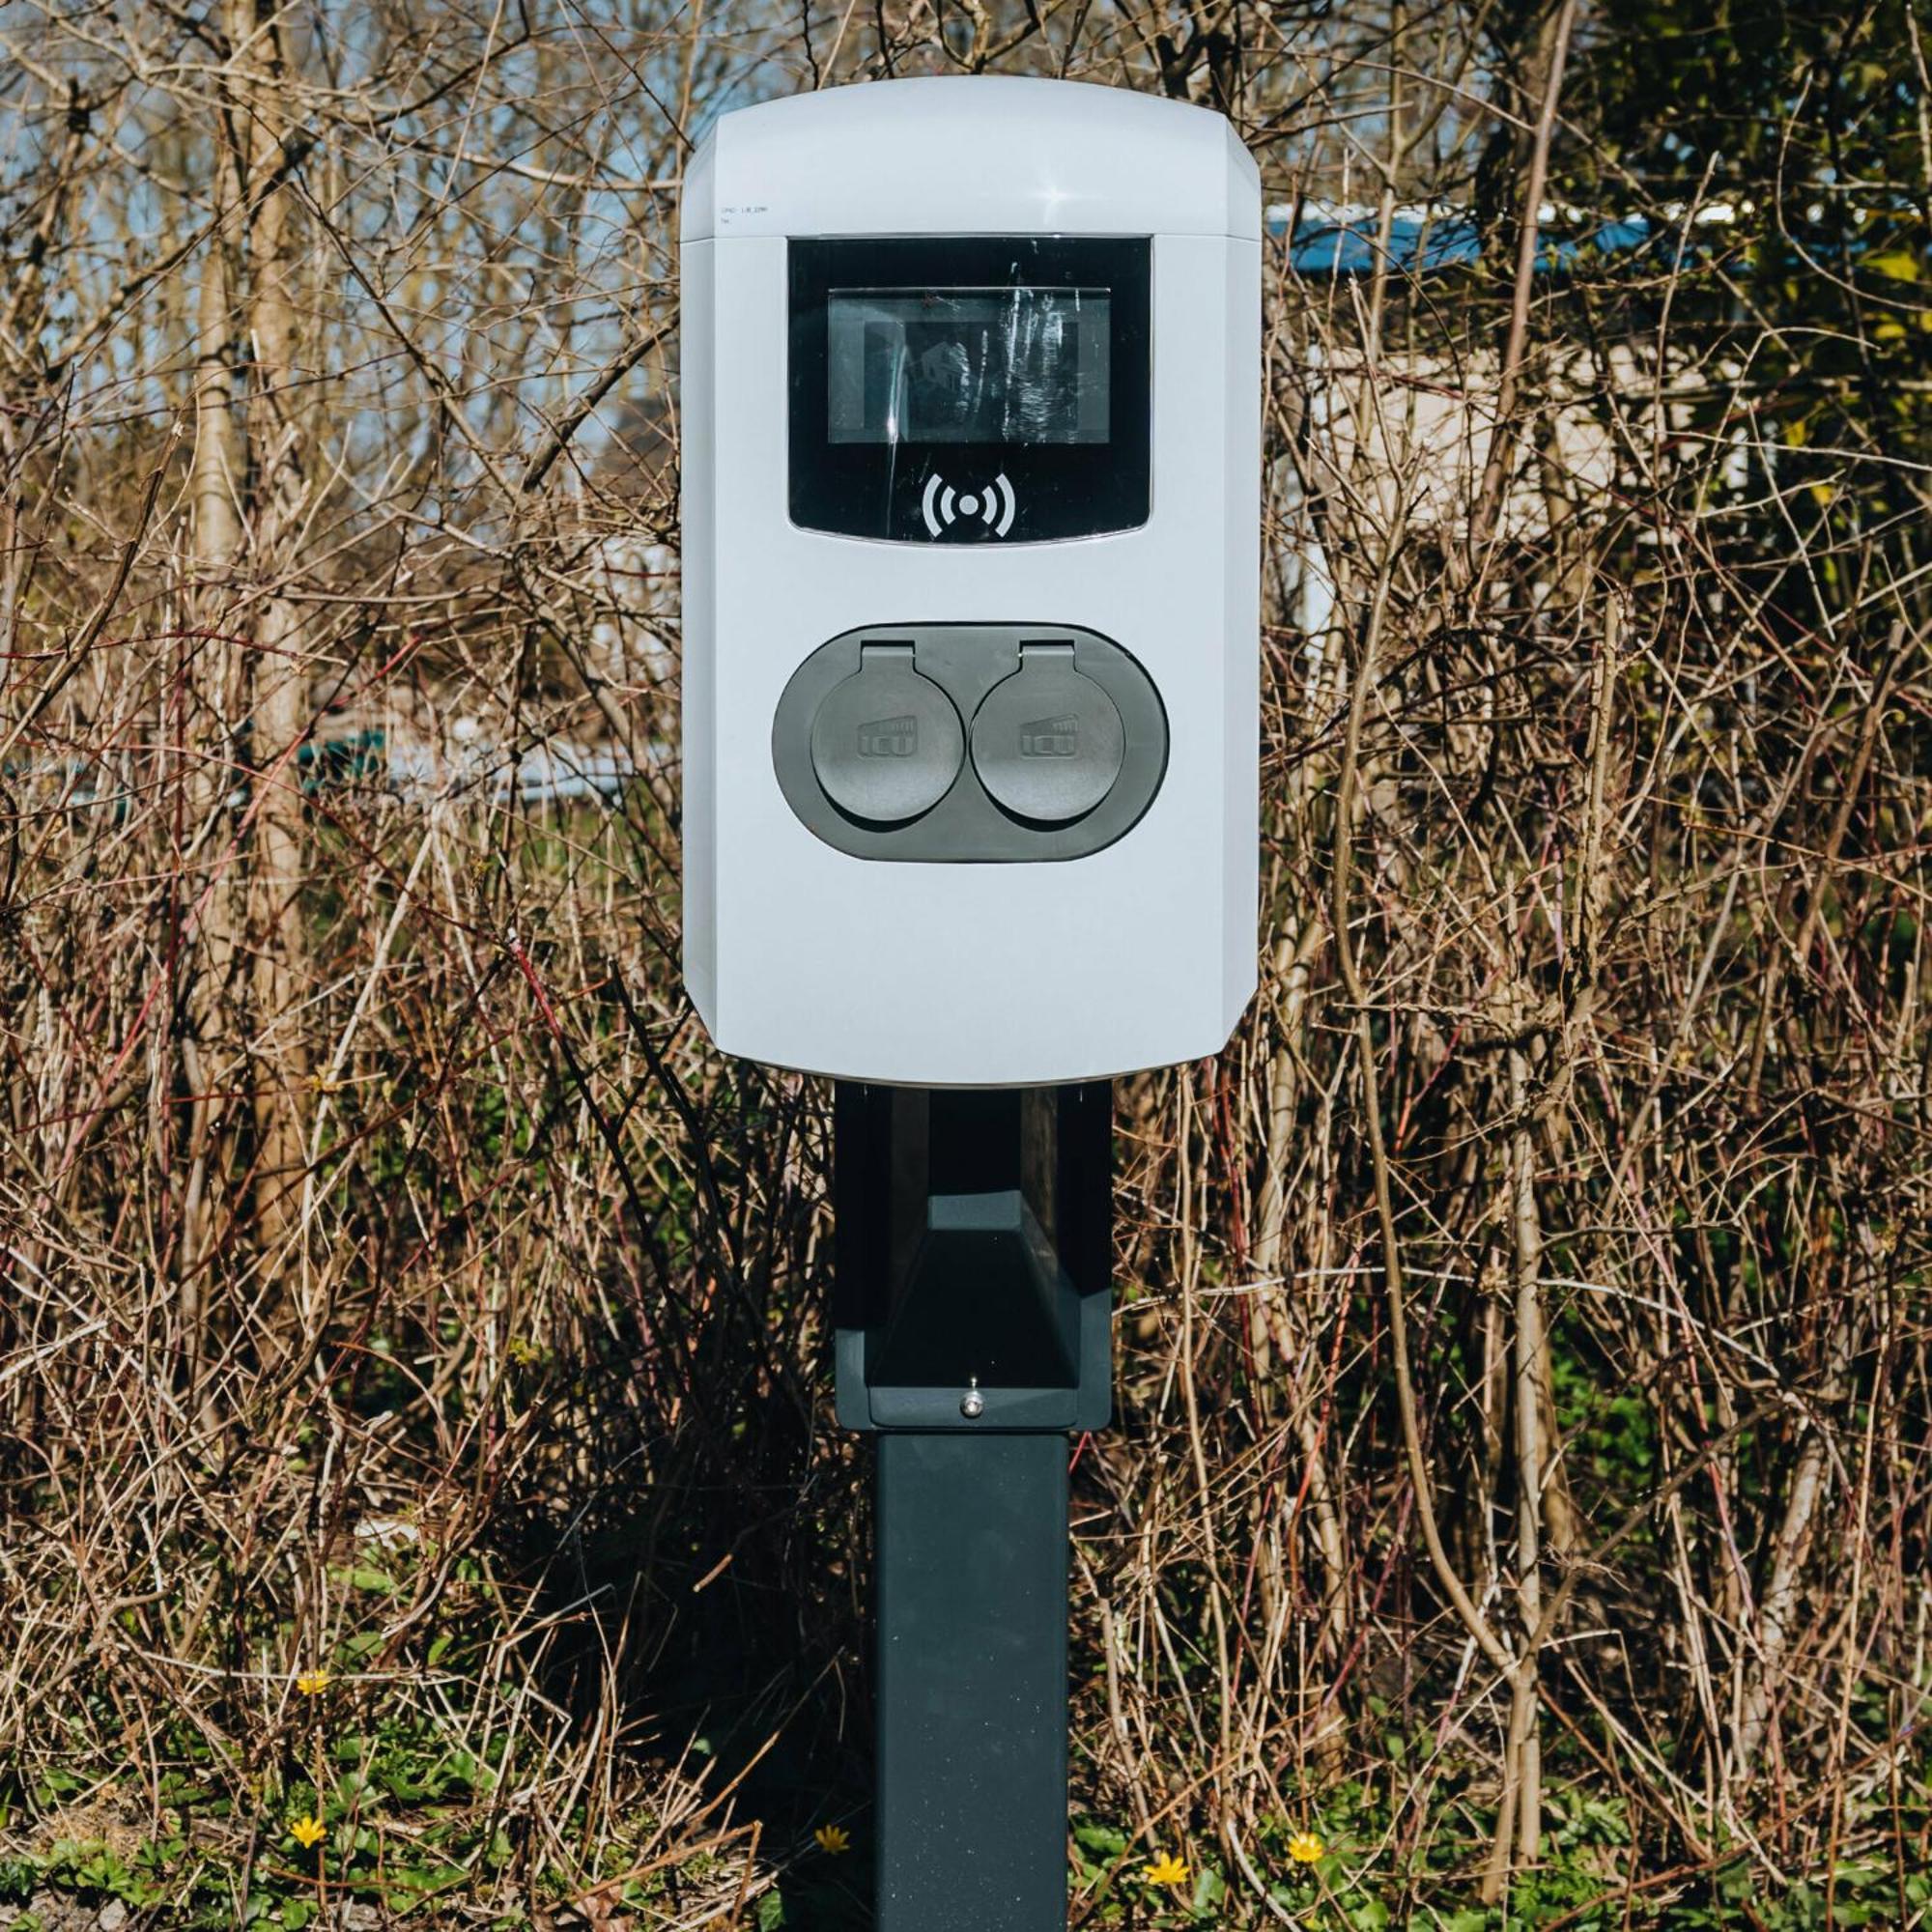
[876,1433,1069,1932]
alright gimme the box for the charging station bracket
[833,1082,1112,1434]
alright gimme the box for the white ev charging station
[681,75,1260,1088]
[680,75,1261,1932]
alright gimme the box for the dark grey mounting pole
[834,1083,1113,1932]
[875,1433,1067,1929]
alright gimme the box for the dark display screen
[827,288,1112,446]
[789,237,1151,544]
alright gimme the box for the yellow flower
[1287,1830,1324,1864]
[290,1814,327,1850]
[814,1823,850,1856]
[296,1669,331,1696]
[1143,1852,1190,1889]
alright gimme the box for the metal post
[875,1432,1068,1930]
[834,1082,1111,1932]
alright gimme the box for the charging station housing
[680,77,1261,1086]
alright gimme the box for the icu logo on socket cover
[858,715,920,758]
[1019,716,1079,758]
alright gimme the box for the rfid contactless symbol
[922,471,1018,538]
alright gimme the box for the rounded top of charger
[680,75,1260,243]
